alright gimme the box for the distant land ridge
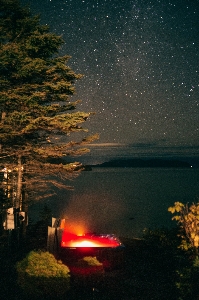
[91,158,192,168]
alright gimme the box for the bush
[70,256,104,287]
[75,256,103,267]
[176,257,199,300]
[16,250,70,299]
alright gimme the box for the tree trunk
[0,111,6,152]
[16,155,23,210]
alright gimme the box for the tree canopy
[0,0,98,202]
[168,201,199,255]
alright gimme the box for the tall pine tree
[0,0,98,205]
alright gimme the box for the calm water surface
[29,167,199,238]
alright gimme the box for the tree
[168,201,199,256]
[168,202,199,299]
[0,0,98,205]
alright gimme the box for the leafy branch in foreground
[168,201,199,255]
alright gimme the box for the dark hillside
[93,158,192,168]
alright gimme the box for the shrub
[16,250,70,298]
[70,256,104,287]
[176,257,199,299]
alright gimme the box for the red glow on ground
[61,232,122,249]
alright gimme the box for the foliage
[168,202,199,299]
[143,227,180,250]
[168,201,199,255]
[16,250,70,298]
[75,256,103,267]
[70,256,104,289]
[39,204,52,225]
[175,256,199,300]
[0,0,99,200]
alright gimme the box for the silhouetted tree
[0,0,98,204]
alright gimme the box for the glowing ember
[61,232,123,249]
[71,240,98,247]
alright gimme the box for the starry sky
[23,0,199,155]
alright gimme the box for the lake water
[29,167,199,238]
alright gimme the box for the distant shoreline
[85,158,193,170]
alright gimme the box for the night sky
[23,0,199,155]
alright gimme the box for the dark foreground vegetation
[1,221,199,300]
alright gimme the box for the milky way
[23,0,198,149]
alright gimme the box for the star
[22,0,199,149]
